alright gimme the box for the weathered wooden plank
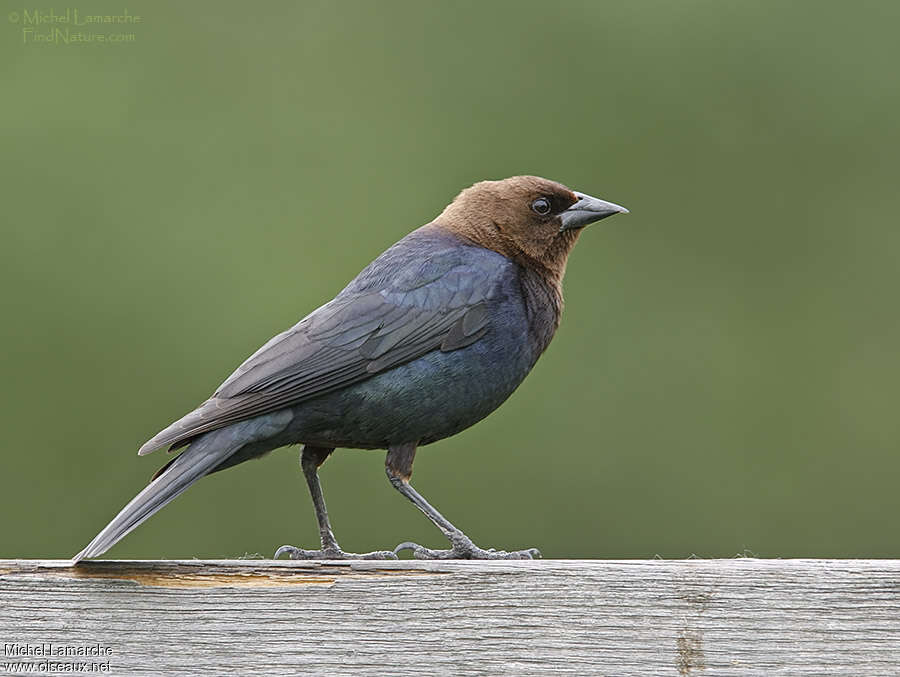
[0,559,897,676]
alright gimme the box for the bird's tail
[72,420,266,563]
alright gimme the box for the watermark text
[8,8,143,45]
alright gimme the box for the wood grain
[0,559,898,676]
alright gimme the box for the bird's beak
[559,191,629,231]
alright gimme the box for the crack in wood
[2,560,447,589]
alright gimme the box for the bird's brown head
[434,175,628,284]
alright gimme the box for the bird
[72,175,628,563]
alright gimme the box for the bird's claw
[274,544,398,560]
[393,539,541,560]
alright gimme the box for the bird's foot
[273,545,398,560]
[393,535,540,560]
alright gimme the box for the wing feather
[138,246,507,455]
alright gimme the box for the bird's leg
[301,445,341,552]
[386,443,540,560]
[274,445,397,560]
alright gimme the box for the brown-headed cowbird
[72,176,627,562]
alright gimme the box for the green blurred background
[2,1,899,560]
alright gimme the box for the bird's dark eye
[531,197,551,216]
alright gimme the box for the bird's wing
[138,248,500,454]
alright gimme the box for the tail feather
[72,410,292,563]
[137,400,220,456]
